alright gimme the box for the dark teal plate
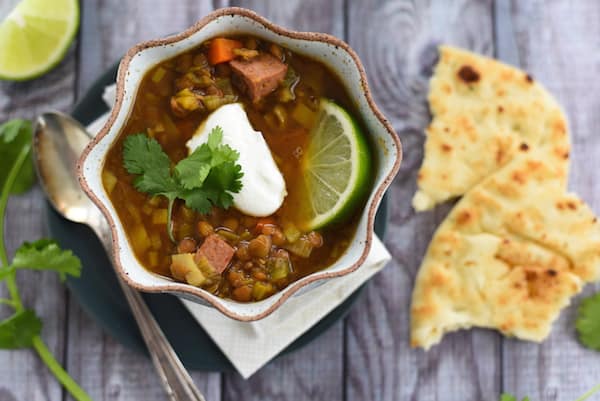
[46,62,389,372]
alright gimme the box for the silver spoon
[33,111,206,401]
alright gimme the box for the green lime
[302,99,372,230]
[0,0,79,81]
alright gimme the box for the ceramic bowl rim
[77,7,402,321]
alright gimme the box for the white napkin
[88,84,392,378]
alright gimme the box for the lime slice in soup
[0,0,79,81]
[301,99,372,230]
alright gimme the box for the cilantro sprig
[0,119,91,401]
[123,126,243,241]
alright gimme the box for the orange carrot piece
[208,38,243,65]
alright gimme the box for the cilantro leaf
[123,127,243,230]
[175,144,213,189]
[0,119,36,195]
[576,292,600,351]
[207,126,223,149]
[12,239,82,281]
[0,310,42,349]
[123,134,179,197]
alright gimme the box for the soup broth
[102,36,371,302]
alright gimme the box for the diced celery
[196,255,219,283]
[151,67,167,83]
[152,209,168,225]
[102,170,117,194]
[216,228,239,243]
[291,102,316,129]
[284,237,313,258]
[282,221,301,243]
[269,257,291,281]
[215,78,234,95]
[201,94,237,111]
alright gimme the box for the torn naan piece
[410,150,600,349]
[412,46,571,211]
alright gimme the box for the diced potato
[272,105,287,126]
[148,196,162,206]
[151,67,167,83]
[142,204,153,215]
[152,209,168,225]
[150,232,162,250]
[126,203,142,223]
[185,268,206,287]
[148,251,159,266]
[291,102,316,129]
[170,253,206,286]
[102,170,118,194]
[252,281,275,301]
[131,225,150,253]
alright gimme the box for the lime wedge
[302,99,372,230]
[0,0,79,81]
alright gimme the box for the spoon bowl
[33,112,104,227]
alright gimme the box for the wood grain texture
[216,1,347,400]
[65,1,222,400]
[501,1,600,400]
[1,1,600,400]
[0,46,77,401]
[344,1,501,401]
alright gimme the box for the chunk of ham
[229,53,288,102]
[195,234,235,274]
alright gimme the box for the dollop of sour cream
[186,103,287,217]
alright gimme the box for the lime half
[0,0,79,81]
[302,99,372,230]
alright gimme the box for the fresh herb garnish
[576,292,600,351]
[0,119,91,401]
[123,126,243,241]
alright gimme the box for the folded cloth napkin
[87,84,392,378]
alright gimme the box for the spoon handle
[94,223,206,401]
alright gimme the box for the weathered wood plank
[344,1,501,400]
[66,1,222,400]
[215,0,346,399]
[502,1,600,400]
[0,50,77,400]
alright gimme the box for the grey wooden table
[1,1,599,400]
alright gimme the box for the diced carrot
[208,38,243,65]
[255,217,276,233]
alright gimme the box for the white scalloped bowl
[78,7,401,321]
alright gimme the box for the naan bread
[412,46,571,211]
[410,150,600,349]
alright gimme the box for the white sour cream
[186,103,287,217]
